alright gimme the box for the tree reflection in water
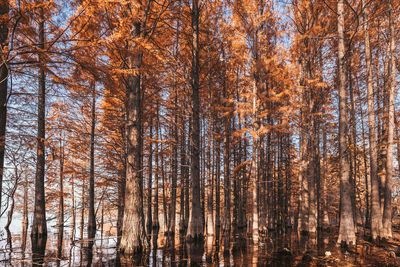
[0,231,399,266]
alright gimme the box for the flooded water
[1,230,399,266]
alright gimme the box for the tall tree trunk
[363,0,381,240]
[22,174,29,253]
[87,80,96,245]
[120,19,148,253]
[223,91,231,241]
[337,0,356,245]
[0,0,9,216]
[186,0,203,241]
[360,104,370,230]
[169,90,178,236]
[153,108,160,230]
[31,8,47,262]
[71,175,76,243]
[215,135,221,237]
[382,1,396,239]
[147,122,153,235]
[179,119,186,234]
[298,58,310,235]
[321,116,330,228]
[57,137,65,259]
[80,175,85,266]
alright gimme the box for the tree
[337,0,356,245]
[0,0,9,216]
[186,0,203,241]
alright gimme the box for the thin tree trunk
[22,174,29,253]
[186,0,203,241]
[337,0,356,245]
[363,0,381,240]
[153,109,160,230]
[71,175,76,242]
[179,119,186,234]
[80,175,85,265]
[382,1,396,239]
[5,168,18,250]
[360,104,370,230]
[169,90,178,236]
[147,122,153,235]
[223,88,231,241]
[0,0,9,216]
[31,8,47,262]
[88,80,96,245]
[57,137,65,259]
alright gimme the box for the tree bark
[337,0,356,245]
[22,174,29,253]
[382,0,396,239]
[119,19,149,253]
[186,0,203,241]
[147,122,153,235]
[31,7,47,262]
[87,80,96,245]
[0,0,9,216]
[57,137,65,259]
[363,0,381,240]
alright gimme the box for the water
[1,231,399,266]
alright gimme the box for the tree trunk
[57,137,65,259]
[71,175,76,242]
[321,116,330,228]
[337,0,356,245]
[0,0,9,216]
[87,80,96,245]
[186,0,203,241]
[363,0,381,240]
[153,106,160,230]
[119,19,149,254]
[22,174,29,253]
[179,119,186,234]
[31,8,47,262]
[169,90,178,236]
[382,1,396,239]
[147,122,153,235]
[223,91,231,241]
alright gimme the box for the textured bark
[360,105,370,229]
[87,81,96,244]
[321,117,330,228]
[71,175,76,242]
[57,138,65,259]
[186,0,203,241]
[298,58,309,235]
[0,0,9,216]
[206,114,214,236]
[223,97,231,239]
[169,90,178,235]
[31,8,47,262]
[119,19,148,253]
[363,0,381,240]
[22,175,29,252]
[382,1,395,239]
[215,136,221,234]
[153,110,160,230]
[179,122,186,233]
[337,0,356,245]
[147,123,153,235]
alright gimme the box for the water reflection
[1,230,399,266]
